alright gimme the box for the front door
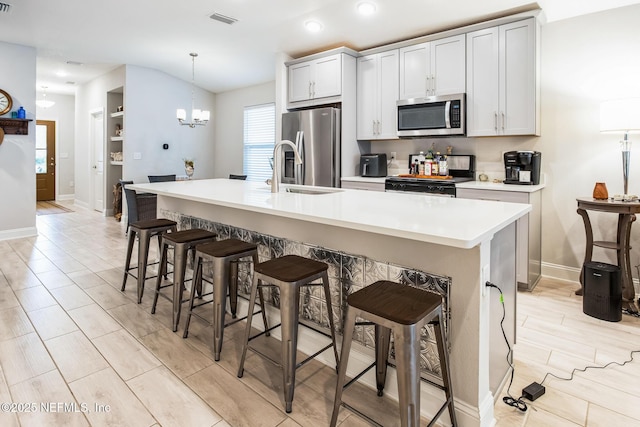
[36,120,56,201]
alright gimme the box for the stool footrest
[343,361,377,390]
[341,402,384,427]
[296,342,334,370]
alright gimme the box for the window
[243,103,275,182]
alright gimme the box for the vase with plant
[184,158,195,180]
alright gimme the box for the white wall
[36,93,76,199]
[0,41,36,240]
[74,66,125,210]
[538,4,640,282]
[214,81,275,178]
[74,64,215,212]
[124,65,216,183]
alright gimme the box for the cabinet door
[431,34,466,96]
[313,55,342,99]
[500,19,536,135]
[289,61,312,103]
[466,27,500,136]
[399,42,429,99]
[377,49,399,139]
[357,55,378,140]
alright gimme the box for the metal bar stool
[330,280,457,427]
[151,228,217,332]
[121,218,177,304]
[237,254,340,413]
[182,238,270,361]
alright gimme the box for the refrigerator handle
[296,131,305,185]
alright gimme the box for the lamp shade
[600,98,640,133]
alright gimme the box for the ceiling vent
[0,2,12,13]
[66,60,84,66]
[209,12,237,25]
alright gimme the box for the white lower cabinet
[341,180,385,192]
[457,187,542,290]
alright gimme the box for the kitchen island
[129,178,530,427]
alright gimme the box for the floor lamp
[600,98,640,198]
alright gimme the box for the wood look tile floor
[1,202,640,426]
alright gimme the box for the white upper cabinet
[288,54,342,104]
[399,34,465,99]
[357,49,399,140]
[466,18,539,136]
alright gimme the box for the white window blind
[243,103,275,182]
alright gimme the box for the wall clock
[0,88,12,115]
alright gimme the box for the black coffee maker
[504,151,541,185]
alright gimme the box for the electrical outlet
[390,151,396,161]
[482,264,490,296]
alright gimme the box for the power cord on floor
[486,280,640,413]
[485,281,530,411]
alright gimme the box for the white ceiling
[1,0,639,96]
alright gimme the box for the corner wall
[0,41,36,240]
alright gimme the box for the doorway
[90,108,105,213]
[36,120,56,201]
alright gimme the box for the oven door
[385,179,456,197]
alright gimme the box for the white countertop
[129,179,530,249]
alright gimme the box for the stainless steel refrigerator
[280,107,341,187]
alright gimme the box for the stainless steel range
[385,154,475,197]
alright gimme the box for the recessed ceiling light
[304,20,323,33]
[357,1,377,16]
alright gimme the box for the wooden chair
[148,174,176,182]
[120,180,157,235]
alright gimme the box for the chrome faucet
[271,140,302,193]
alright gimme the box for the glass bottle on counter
[425,150,434,175]
[439,154,448,176]
[431,152,440,176]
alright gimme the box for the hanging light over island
[177,52,210,128]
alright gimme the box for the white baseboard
[542,261,640,295]
[541,261,581,283]
[0,226,38,241]
[74,199,90,210]
[56,194,74,201]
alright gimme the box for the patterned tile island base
[163,210,452,380]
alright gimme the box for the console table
[576,197,640,314]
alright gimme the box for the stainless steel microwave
[397,93,465,137]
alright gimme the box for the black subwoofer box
[583,262,621,322]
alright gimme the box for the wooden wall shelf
[0,118,33,135]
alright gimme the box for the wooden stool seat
[347,280,442,325]
[196,239,258,258]
[151,228,217,332]
[254,255,328,282]
[237,254,339,413]
[162,228,216,244]
[121,218,177,304]
[331,280,457,427]
[130,218,177,230]
[183,238,269,361]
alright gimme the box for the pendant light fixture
[177,52,210,128]
[35,86,55,109]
